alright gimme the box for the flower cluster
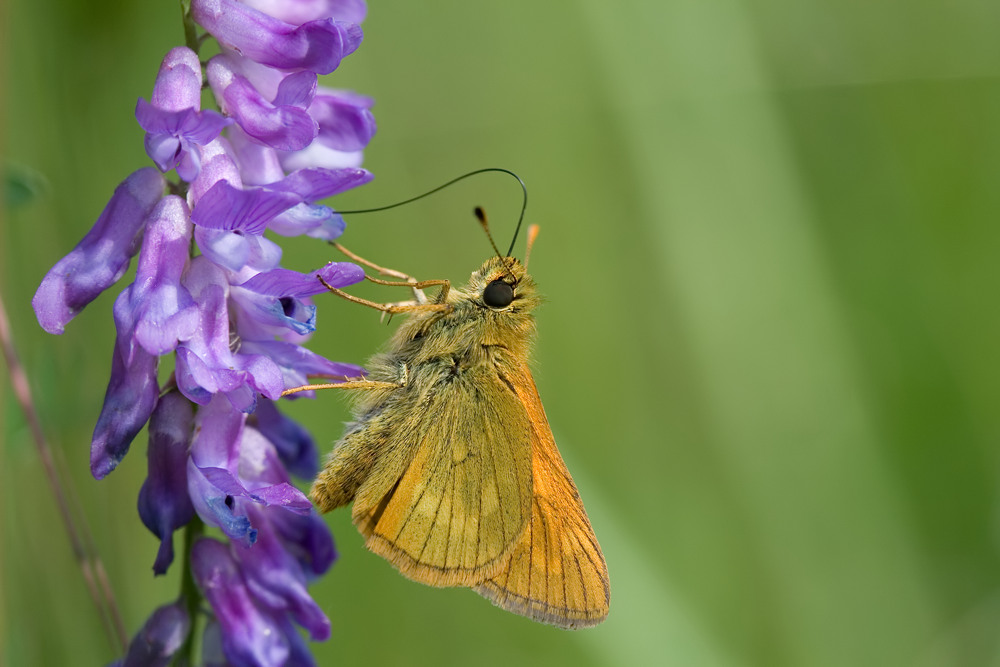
[31,1,376,664]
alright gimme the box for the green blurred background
[4,1,1000,665]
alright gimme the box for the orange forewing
[347,370,533,588]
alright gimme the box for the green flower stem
[175,516,205,667]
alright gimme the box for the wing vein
[416,432,456,561]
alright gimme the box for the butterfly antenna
[523,224,540,270]
[475,207,518,280]
[475,207,521,280]
[337,168,528,249]
[474,206,504,259]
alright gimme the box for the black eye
[483,279,514,309]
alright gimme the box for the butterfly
[286,217,609,629]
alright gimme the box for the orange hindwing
[475,366,610,629]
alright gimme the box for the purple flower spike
[208,55,318,151]
[137,47,232,180]
[138,392,196,575]
[33,168,164,334]
[38,0,377,661]
[119,601,190,667]
[192,538,292,667]
[129,196,200,355]
[90,291,161,479]
[192,0,359,74]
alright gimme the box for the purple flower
[189,165,372,269]
[187,395,312,545]
[127,195,200,355]
[231,261,365,338]
[90,290,161,479]
[136,47,232,180]
[33,0,375,663]
[138,392,196,575]
[252,398,318,479]
[240,0,367,26]
[310,88,376,152]
[207,54,318,151]
[191,178,302,236]
[116,601,190,667]
[32,168,165,334]
[192,0,362,74]
[175,258,286,411]
[193,538,294,666]
[235,507,331,639]
[242,339,365,394]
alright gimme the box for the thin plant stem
[175,517,205,667]
[0,291,128,654]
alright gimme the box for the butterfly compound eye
[483,279,514,309]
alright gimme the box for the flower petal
[190,179,301,235]
[266,166,372,201]
[187,139,243,207]
[192,0,358,74]
[120,601,190,667]
[90,289,160,479]
[230,262,362,339]
[310,88,376,152]
[228,125,286,186]
[252,399,318,479]
[33,168,165,334]
[267,203,345,240]
[151,46,203,112]
[208,56,318,151]
[241,339,365,391]
[273,70,317,108]
[138,392,196,575]
[194,227,284,273]
[279,142,364,171]
[270,510,337,578]
[237,262,363,297]
[234,510,330,640]
[192,538,291,666]
[239,0,367,26]
[130,196,200,355]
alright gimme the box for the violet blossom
[32,0,376,664]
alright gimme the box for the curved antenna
[337,167,528,256]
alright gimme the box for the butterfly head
[467,256,540,316]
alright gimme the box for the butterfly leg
[318,276,451,315]
[332,242,435,303]
[281,377,402,397]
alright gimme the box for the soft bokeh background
[4,1,1000,665]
